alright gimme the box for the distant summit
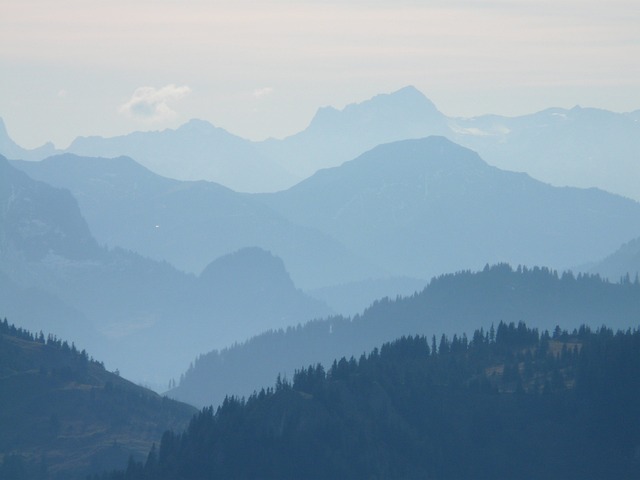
[200,247,295,292]
[177,117,219,133]
[259,136,640,280]
[2,86,639,198]
[261,86,449,179]
[197,247,330,336]
[307,86,442,131]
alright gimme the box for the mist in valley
[2,1,640,478]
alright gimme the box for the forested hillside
[0,320,196,480]
[102,321,640,479]
[170,264,640,407]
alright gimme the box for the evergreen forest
[98,321,640,479]
[0,320,196,480]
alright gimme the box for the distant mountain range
[66,119,298,193]
[168,264,640,408]
[1,156,330,384]
[12,153,380,290]
[2,86,639,479]
[5,125,640,386]
[13,138,640,292]
[259,136,640,279]
[258,85,450,180]
[2,86,638,200]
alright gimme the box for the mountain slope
[109,322,640,479]
[168,264,640,408]
[0,155,100,262]
[13,154,381,289]
[1,156,332,384]
[259,136,640,280]
[0,320,197,480]
[586,236,640,282]
[452,106,640,201]
[0,155,103,344]
[195,247,331,339]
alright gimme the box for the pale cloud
[253,87,274,98]
[57,89,67,98]
[119,84,191,121]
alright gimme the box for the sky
[1,0,639,149]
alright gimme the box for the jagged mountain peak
[307,86,443,131]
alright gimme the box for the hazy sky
[1,0,639,149]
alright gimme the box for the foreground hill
[169,264,640,408]
[0,156,331,384]
[259,136,640,280]
[105,322,640,479]
[0,320,196,480]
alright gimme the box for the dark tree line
[0,319,196,480]
[0,317,98,368]
[98,321,640,479]
[174,264,640,408]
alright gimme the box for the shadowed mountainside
[0,320,197,480]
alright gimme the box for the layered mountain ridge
[1,156,331,384]
[13,153,381,289]
[169,264,640,408]
[2,86,638,200]
[259,136,640,279]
